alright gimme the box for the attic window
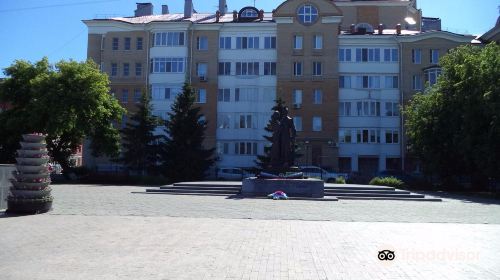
[238,7,259,21]
[297,4,318,25]
[355,23,374,34]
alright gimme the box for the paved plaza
[1,184,500,279]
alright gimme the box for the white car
[299,166,348,182]
[217,168,253,181]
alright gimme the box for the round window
[297,4,318,25]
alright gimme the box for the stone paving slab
[0,215,499,280]
[26,185,500,224]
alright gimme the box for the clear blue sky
[0,0,498,77]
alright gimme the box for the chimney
[233,10,238,22]
[135,3,153,17]
[396,24,402,35]
[378,24,384,35]
[184,0,193,18]
[258,9,264,21]
[350,24,356,34]
[219,0,227,16]
[216,10,220,22]
[162,5,169,15]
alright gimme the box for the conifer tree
[160,82,215,182]
[119,91,161,175]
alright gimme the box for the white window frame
[293,35,303,50]
[313,34,323,50]
[312,117,322,132]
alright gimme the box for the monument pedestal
[242,177,324,198]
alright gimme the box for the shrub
[369,177,404,188]
[335,177,346,184]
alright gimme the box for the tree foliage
[160,82,214,182]
[118,91,161,175]
[0,58,125,172]
[255,98,286,170]
[404,43,500,188]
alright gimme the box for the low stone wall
[0,164,15,210]
[242,177,324,198]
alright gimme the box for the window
[384,76,398,89]
[385,130,399,144]
[293,90,302,105]
[357,129,380,143]
[236,37,259,49]
[356,76,380,89]
[136,37,143,50]
[293,62,303,76]
[134,89,141,103]
[313,89,322,104]
[197,89,206,103]
[293,35,303,49]
[218,62,231,76]
[235,62,259,76]
[355,101,380,116]
[430,49,439,64]
[385,102,399,117]
[112,37,119,50]
[412,49,422,64]
[339,76,351,88]
[124,37,131,50]
[339,129,352,143]
[121,114,128,129]
[135,63,142,76]
[154,32,185,46]
[412,75,422,90]
[297,4,318,24]
[241,8,258,18]
[111,63,118,76]
[123,63,129,76]
[197,63,207,78]
[239,114,253,129]
[218,115,232,129]
[312,117,322,131]
[264,36,276,49]
[264,62,276,75]
[293,117,302,131]
[312,62,322,76]
[217,89,230,102]
[151,57,185,73]
[425,68,442,86]
[339,102,351,116]
[235,142,258,155]
[339,49,352,62]
[121,89,128,103]
[219,37,232,49]
[313,34,323,49]
[151,86,181,101]
[383,49,399,62]
[197,36,208,50]
[235,88,258,102]
[355,48,380,62]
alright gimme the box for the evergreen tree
[118,91,161,175]
[255,98,286,170]
[160,82,215,182]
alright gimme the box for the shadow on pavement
[415,191,500,205]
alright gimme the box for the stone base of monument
[242,177,324,198]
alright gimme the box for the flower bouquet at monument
[7,133,53,214]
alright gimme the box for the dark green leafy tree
[0,58,125,173]
[118,91,162,175]
[160,82,214,182]
[255,98,286,170]
[404,43,500,189]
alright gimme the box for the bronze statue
[270,106,296,170]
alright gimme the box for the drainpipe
[397,37,405,172]
[189,23,194,84]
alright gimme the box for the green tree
[160,82,214,182]
[404,43,500,189]
[118,91,162,175]
[255,98,286,170]
[0,58,125,173]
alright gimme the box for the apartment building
[83,0,474,176]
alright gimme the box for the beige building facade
[83,0,474,175]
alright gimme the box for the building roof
[479,16,500,43]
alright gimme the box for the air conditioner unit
[199,76,207,82]
[293,103,301,109]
